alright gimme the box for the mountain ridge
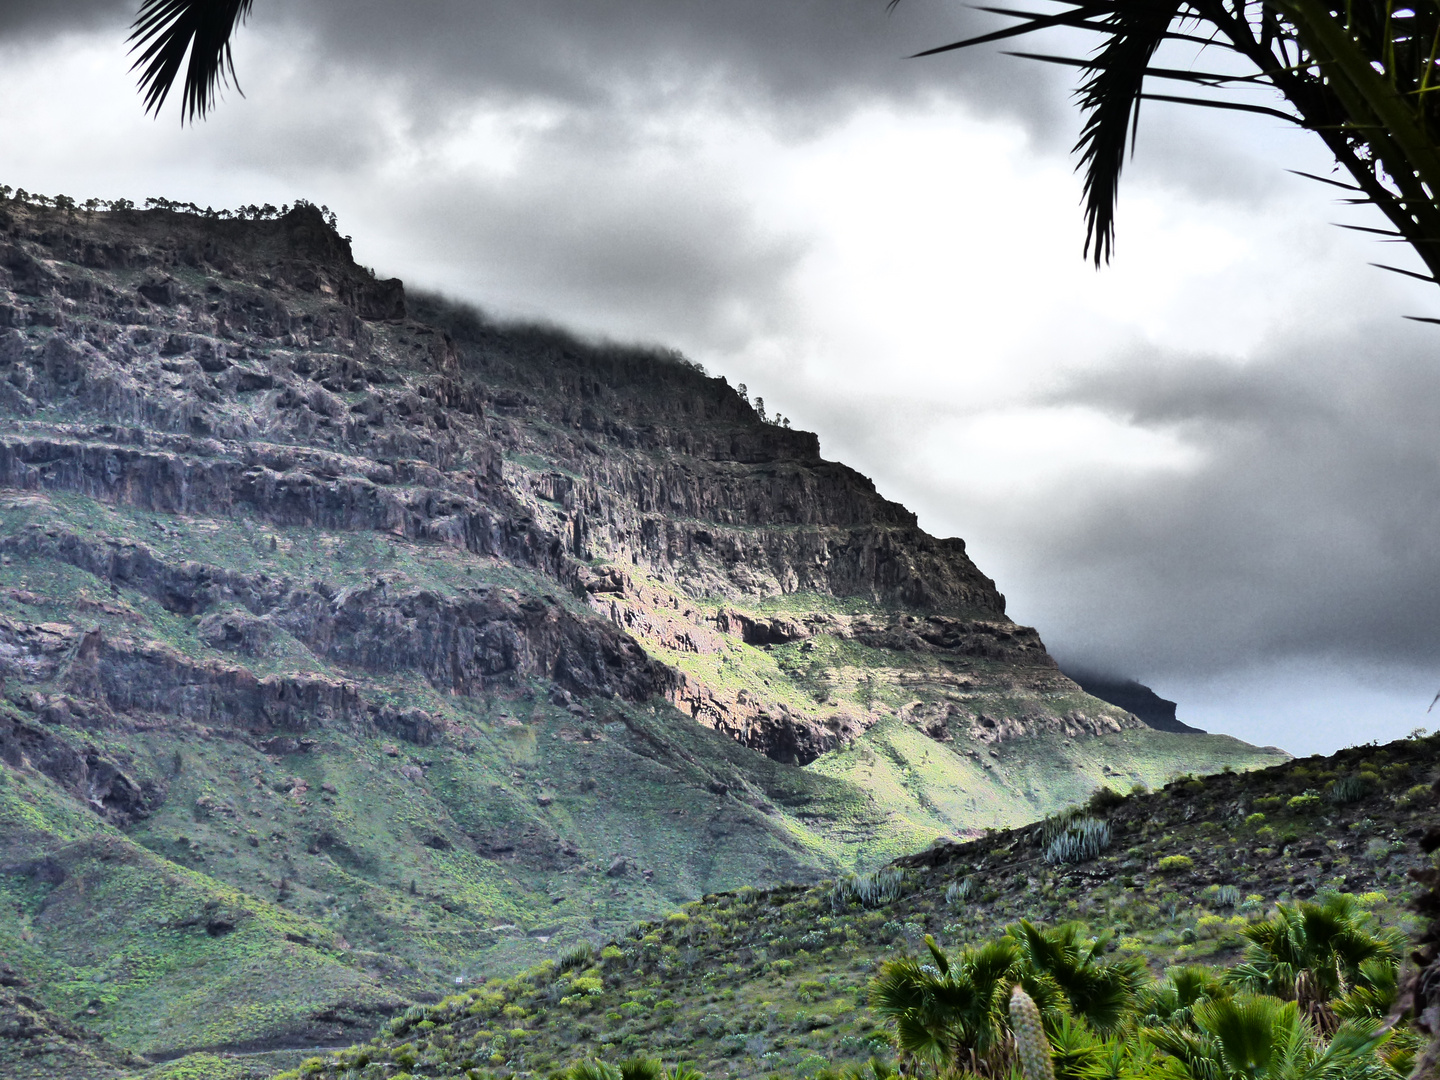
[0,195,1284,1065]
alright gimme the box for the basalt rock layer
[0,200,1284,1066]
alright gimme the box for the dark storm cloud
[274,0,1062,126]
[0,1,123,37]
[0,0,1064,122]
[1020,325,1440,680]
[0,0,118,32]
[379,157,808,347]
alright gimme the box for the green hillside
[272,731,1435,1080]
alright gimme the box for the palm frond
[897,0,1440,290]
[129,0,255,122]
[1072,0,1189,265]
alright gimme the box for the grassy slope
[0,488,1281,1059]
[0,744,399,1059]
[604,566,1286,853]
[289,732,1436,1080]
[0,496,909,1058]
[810,723,1287,841]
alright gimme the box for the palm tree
[1224,894,1404,1031]
[897,0,1440,298]
[1136,965,1234,1031]
[869,935,1021,1075]
[1006,920,1147,1034]
[869,924,1146,1077]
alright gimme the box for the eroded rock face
[0,707,162,825]
[0,200,1122,769]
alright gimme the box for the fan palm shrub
[1225,894,1404,1030]
[1145,994,1398,1080]
[1006,920,1146,1033]
[1136,965,1234,1030]
[569,1060,623,1080]
[869,935,1022,1075]
[870,922,1146,1075]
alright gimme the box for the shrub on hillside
[831,868,906,911]
[1397,783,1433,808]
[1157,855,1194,873]
[1087,785,1126,812]
[1042,816,1111,865]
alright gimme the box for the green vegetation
[868,893,1409,1080]
[247,732,1435,1080]
[274,890,1418,1080]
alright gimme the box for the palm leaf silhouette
[129,0,255,123]
[896,0,1440,290]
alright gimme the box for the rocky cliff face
[0,200,1119,766]
[0,199,1284,1064]
[408,294,1140,767]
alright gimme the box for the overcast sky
[1,0,1437,755]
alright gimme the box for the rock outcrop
[1061,668,1204,734]
[0,200,1125,766]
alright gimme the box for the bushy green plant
[1157,856,1194,873]
[1396,784,1432,809]
[1087,786,1127,813]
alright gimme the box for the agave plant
[900,0,1440,298]
[833,867,908,911]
